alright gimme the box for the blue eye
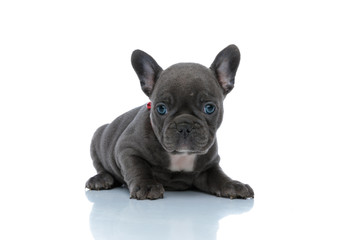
[204,103,216,114]
[156,104,167,115]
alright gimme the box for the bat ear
[131,50,163,97]
[210,44,240,95]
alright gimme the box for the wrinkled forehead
[152,63,223,101]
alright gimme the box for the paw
[219,180,254,199]
[130,181,165,200]
[86,172,115,190]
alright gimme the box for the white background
[1,0,359,239]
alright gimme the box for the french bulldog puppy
[86,45,254,200]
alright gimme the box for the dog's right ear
[131,50,163,97]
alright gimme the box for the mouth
[161,133,213,155]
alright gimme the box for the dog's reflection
[86,188,253,240]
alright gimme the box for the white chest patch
[168,154,196,172]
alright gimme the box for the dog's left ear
[210,44,240,95]
[131,49,163,97]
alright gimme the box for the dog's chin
[162,145,210,155]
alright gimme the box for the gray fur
[86,45,254,200]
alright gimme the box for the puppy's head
[131,45,240,154]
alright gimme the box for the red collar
[147,102,151,110]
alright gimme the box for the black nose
[176,122,193,138]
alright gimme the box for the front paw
[86,172,115,190]
[130,181,165,200]
[220,180,254,199]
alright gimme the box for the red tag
[147,102,151,110]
